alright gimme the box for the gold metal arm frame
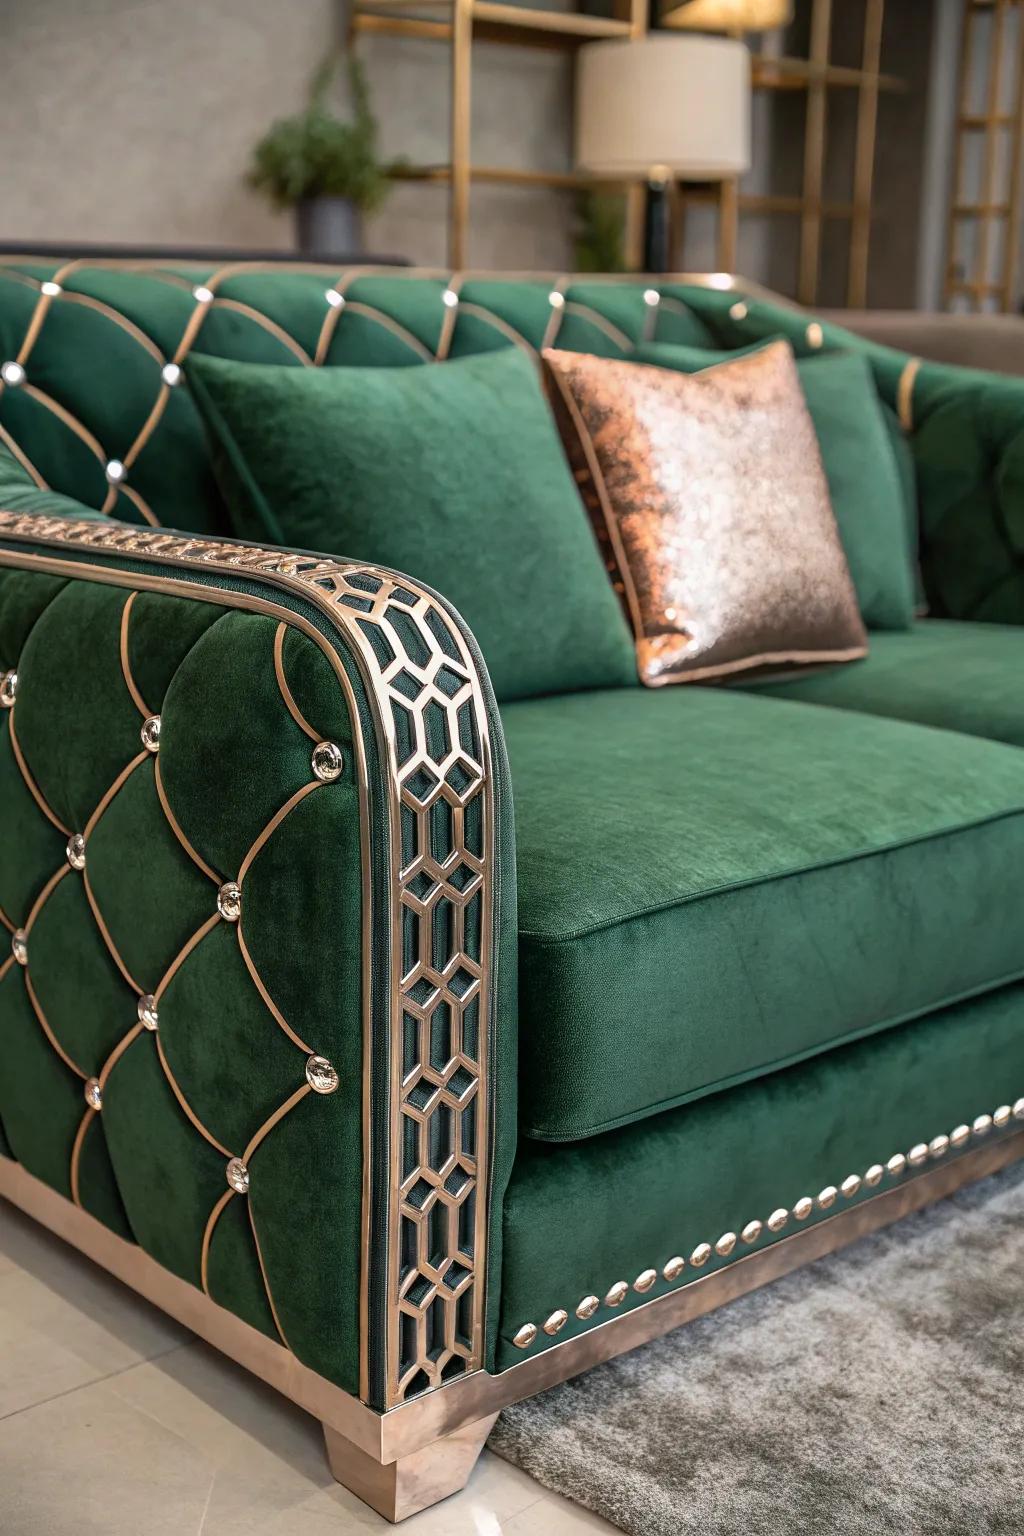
[0,509,497,1416]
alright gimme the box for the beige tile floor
[0,1200,617,1536]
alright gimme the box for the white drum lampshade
[576,35,751,181]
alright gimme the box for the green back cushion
[186,346,637,702]
[633,339,918,631]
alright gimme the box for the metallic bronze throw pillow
[544,340,868,685]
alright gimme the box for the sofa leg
[323,1412,499,1523]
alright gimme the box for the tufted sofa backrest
[1,258,1022,624]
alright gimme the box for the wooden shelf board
[353,0,633,46]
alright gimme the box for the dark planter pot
[295,197,363,257]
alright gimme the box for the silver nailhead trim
[511,1097,1023,1347]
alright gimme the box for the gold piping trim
[84,749,148,838]
[563,301,633,351]
[339,302,435,361]
[8,711,72,834]
[58,290,164,364]
[0,953,11,983]
[0,904,14,934]
[0,421,48,490]
[435,276,464,361]
[24,863,70,934]
[540,276,570,350]
[69,1107,94,1208]
[238,780,322,885]
[82,868,144,995]
[154,911,221,1002]
[118,482,159,529]
[98,1020,143,1091]
[236,923,314,1055]
[119,592,151,717]
[897,357,921,431]
[200,1187,235,1294]
[454,303,536,358]
[155,1032,233,1159]
[154,757,221,885]
[273,621,319,741]
[248,1199,291,1348]
[21,383,109,468]
[24,970,87,1079]
[210,297,313,364]
[243,1082,311,1166]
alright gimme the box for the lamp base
[643,177,673,274]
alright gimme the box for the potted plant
[248,54,394,255]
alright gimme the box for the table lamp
[576,35,751,272]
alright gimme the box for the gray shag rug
[489,1162,1024,1536]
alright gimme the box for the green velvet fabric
[186,347,637,703]
[745,618,1024,748]
[633,339,917,630]
[0,560,369,1394]
[497,977,1024,1369]
[503,685,1024,1141]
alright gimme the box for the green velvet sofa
[1,257,1023,1521]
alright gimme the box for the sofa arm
[0,508,517,1415]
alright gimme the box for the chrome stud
[767,1207,789,1232]
[715,1231,737,1257]
[806,321,824,348]
[1,361,25,387]
[226,1157,250,1194]
[138,994,159,1031]
[887,1152,907,1177]
[11,929,27,966]
[41,280,62,298]
[0,669,18,708]
[993,1105,1012,1129]
[793,1196,813,1220]
[217,882,241,923]
[908,1142,929,1166]
[193,285,214,304]
[864,1164,885,1187]
[543,1308,568,1335]
[548,290,565,309]
[311,741,344,783]
[643,288,660,307]
[66,833,86,871]
[929,1134,950,1158]
[161,362,182,388]
[140,714,161,753]
[604,1280,628,1306]
[840,1175,861,1198]
[972,1114,993,1137]
[325,288,345,309]
[729,300,748,320]
[662,1256,685,1282]
[741,1219,763,1244]
[689,1242,712,1268]
[441,287,459,308]
[513,1322,537,1348]
[950,1124,971,1148]
[817,1185,838,1210]
[576,1294,600,1319]
[84,1077,102,1111]
[634,1268,657,1294]
[305,1054,339,1095]
[105,459,126,485]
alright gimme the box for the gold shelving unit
[354,0,903,301]
[943,0,1024,313]
[352,0,648,269]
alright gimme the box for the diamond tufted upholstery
[0,259,1022,624]
[0,563,365,1389]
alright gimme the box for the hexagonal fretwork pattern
[0,510,496,1409]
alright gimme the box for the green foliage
[248,55,394,213]
[573,192,627,274]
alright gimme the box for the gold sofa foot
[323,1412,499,1523]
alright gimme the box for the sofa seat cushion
[503,686,1024,1142]
[743,619,1024,748]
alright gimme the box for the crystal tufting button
[311,741,344,782]
[105,459,126,485]
[66,833,86,871]
[306,1054,339,1094]
[806,321,824,348]
[138,994,159,1032]
[84,1078,102,1111]
[217,882,241,922]
[161,362,182,388]
[12,929,27,966]
[442,288,459,308]
[140,714,161,753]
[226,1157,250,1194]
[548,290,565,308]
[41,280,62,298]
[193,285,214,304]
[1,361,25,387]
[1,669,18,707]
[730,300,749,320]
[325,288,345,309]
[643,288,660,307]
